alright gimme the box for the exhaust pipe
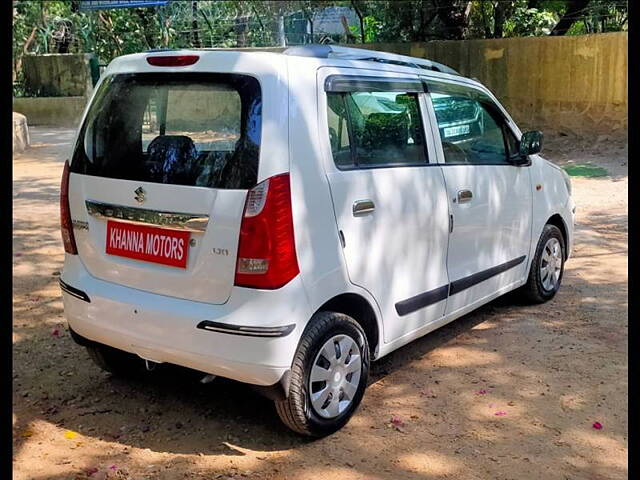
[144,359,158,371]
[200,374,216,384]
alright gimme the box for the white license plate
[444,124,470,138]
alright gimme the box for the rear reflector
[146,55,200,67]
[60,160,78,254]
[235,174,299,290]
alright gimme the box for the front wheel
[521,224,565,303]
[275,311,370,437]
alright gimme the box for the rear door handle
[456,189,473,204]
[353,199,375,216]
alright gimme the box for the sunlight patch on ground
[428,346,502,367]
[397,450,462,475]
[564,429,628,468]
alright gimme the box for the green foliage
[12,0,628,86]
[503,7,558,37]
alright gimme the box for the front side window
[427,81,518,165]
[71,73,262,189]
[326,91,427,168]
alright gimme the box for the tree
[191,1,201,47]
[550,0,590,35]
[435,0,473,39]
[11,0,629,89]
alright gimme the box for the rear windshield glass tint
[70,73,261,189]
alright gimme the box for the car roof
[104,45,486,91]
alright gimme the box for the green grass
[562,164,609,178]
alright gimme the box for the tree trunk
[135,9,156,49]
[235,15,248,48]
[550,0,590,36]
[40,1,48,53]
[435,0,473,40]
[493,1,514,38]
[351,1,366,43]
[416,0,438,42]
[191,1,201,48]
[480,0,492,38]
[277,13,286,46]
[14,26,37,83]
[340,15,358,43]
[199,9,215,47]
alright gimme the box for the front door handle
[353,199,375,216]
[456,189,473,204]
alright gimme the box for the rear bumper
[60,255,312,386]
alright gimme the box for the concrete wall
[22,53,96,97]
[13,96,87,127]
[12,33,626,136]
[14,53,97,127]
[356,32,627,137]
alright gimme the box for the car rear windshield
[70,73,262,189]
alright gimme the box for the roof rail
[283,44,459,75]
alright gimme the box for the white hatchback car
[60,45,574,436]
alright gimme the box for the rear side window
[71,73,262,189]
[326,91,427,169]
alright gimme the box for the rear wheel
[521,224,565,303]
[86,344,145,376]
[275,311,369,437]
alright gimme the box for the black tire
[86,343,145,376]
[521,224,565,304]
[275,311,370,437]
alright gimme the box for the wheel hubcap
[540,237,562,291]
[309,334,362,419]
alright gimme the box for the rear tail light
[146,55,200,67]
[235,174,299,289]
[60,160,78,254]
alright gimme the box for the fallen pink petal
[494,411,507,416]
[476,389,488,395]
[592,421,603,430]
[390,416,405,427]
[108,465,118,471]
[51,329,60,338]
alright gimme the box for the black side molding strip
[196,321,295,338]
[449,255,526,295]
[59,279,91,303]
[395,285,449,317]
[394,255,526,317]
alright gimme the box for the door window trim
[421,77,526,167]
[323,78,433,170]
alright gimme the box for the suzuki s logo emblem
[134,187,146,204]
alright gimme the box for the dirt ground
[13,127,627,480]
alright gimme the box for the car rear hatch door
[67,70,263,304]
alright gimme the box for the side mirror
[520,130,543,156]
